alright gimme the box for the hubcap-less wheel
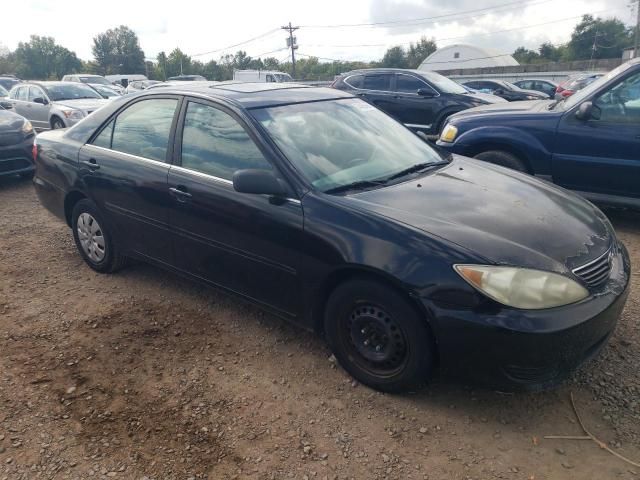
[77,212,106,263]
[345,304,408,377]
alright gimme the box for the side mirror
[0,100,13,109]
[417,88,436,98]
[233,169,287,197]
[33,97,48,105]
[575,101,593,121]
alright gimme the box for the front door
[28,86,50,130]
[389,73,438,132]
[79,96,180,265]
[167,99,304,317]
[553,69,640,200]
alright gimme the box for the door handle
[169,187,192,202]
[80,158,100,171]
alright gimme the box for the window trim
[87,95,183,164]
[344,73,395,94]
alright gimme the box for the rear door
[28,86,50,130]
[388,73,439,132]
[11,86,29,118]
[352,73,396,115]
[167,98,304,317]
[553,69,640,200]
[79,96,180,264]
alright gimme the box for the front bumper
[429,243,631,391]
[0,134,34,176]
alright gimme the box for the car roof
[142,81,354,109]
[340,68,429,76]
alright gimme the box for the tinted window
[180,102,272,180]
[517,81,533,90]
[465,81,480,89]
[363,74,392,91]
[91,119,115,149]
[593,71,640,124]
[111,99,178,162]
[345,74,364,89]
[396,75,427,93]
[43,83,102,101]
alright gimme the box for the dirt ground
[0,176,638,480]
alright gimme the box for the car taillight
[561,90,574,97]
[555,86,564,93]
[32,142,38,161]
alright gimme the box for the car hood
[463,92,507,104]
[343,156,612,273]
[0,109,27,132]
[518,88,548,98]
[450,99,555,121]
[53,98,110,111]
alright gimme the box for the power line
[191,28,280,57]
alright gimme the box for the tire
[51,117,65,130]
[324,278,434,393]
[436,113,454,135]
[474,150,527,172]
[71,199,127,273]
[19,171,34,180]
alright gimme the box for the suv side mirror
[417,88,436,98]
[233,169,287,197]
[33,97,48,105]
[575,101,593,120]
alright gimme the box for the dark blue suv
[437,58,640,208]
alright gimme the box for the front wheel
[324,279,434,393]
[51,117,65,130]
[474,150,527,172]
[71,199,127,273]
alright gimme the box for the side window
[266,74,275,83]
[111,99,178,162]
[464,82,478,89]
[396,75,428,93]
[28,87,44,102]
[345,74,364,89]
[180,102,272,180]
[17,87,28,101]
[363,74,392,92]
[518,81,532,90]
[593,71,640,124]
[91,119,115,149]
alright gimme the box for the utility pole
[589,30,600,69]
[281,22,299,78]
[634,0,640,59]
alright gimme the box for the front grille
[573,249,612,289]
[0,133,23,147]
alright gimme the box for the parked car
[233,70,293,83]
[87,84,122,99]
[32,82,630,392]
[332,68,505,134]
[463,80,548,101]
[0,75,21,92]
[62,74,125,94]
[554,73,603,100]
[513,79,558,99]
[8,82,109,130]
[167,75,207,81]
[437,58,640,208]
[125,80,161,94]
[0,104,35,178]
[458,82,508,103]
[0,84,9,99]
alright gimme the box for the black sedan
[463,79,549,102]
[0,103,35,178]
[332,68,503,134]
[32,82,630,392]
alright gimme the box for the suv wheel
[474,150,527,172]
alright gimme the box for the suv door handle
[80,159,100,171]
[169,187,192,202]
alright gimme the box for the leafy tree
[13,35,81,79]
[407,37,437,69]
[538,42,566,62]
[567,15,633,60]
[165,48,191,77]
[92,25,145,75]
[513,46,540,64]
[380,46,409,68]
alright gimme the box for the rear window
[345,74,364,89]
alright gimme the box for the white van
[233,70,293,83]
[104,74,148,88]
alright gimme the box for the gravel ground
[0,176,638,480]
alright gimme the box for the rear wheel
[71,199,127,273]
[324,278,434,393]
[51,117,65,130]
[474,150,527,172]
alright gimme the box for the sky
[1,0,636,64]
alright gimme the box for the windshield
[252,98,446,193]
[44,83,102,101]
[80,76,111,85]
[563,64,632,110]
[0,78,19,91]
[0,85,8,97]
[420,72,467,94]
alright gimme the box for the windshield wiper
[382,161,450,182]
[324,179,388,195]
[548,97,565,110]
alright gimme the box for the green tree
[13,36,81,79]
[567,15,633,60]
[380,46,408,68]
[513,46,540,64]
[406,37,437,69]
[92,25,146,75]
[165,48,191,77]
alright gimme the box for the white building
[418,44,519,71]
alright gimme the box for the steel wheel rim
[343,304,409,378]
[77,213,106,263]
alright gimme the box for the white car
[62,74,125,94]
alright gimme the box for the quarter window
[396,75,428,93]
[109,99,178,162]
[345,74,364,89]
[92,119,115,149]
[363,74,392,91]
[180,102,272,180]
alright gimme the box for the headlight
[454,265,589,309]
[525,95,539,100]
[61,109,84,120]
[21,120,33,134]
[439,124,458,143]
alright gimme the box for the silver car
[124,80,161,94]
[8,82,109,131]
[62,74,125,94]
